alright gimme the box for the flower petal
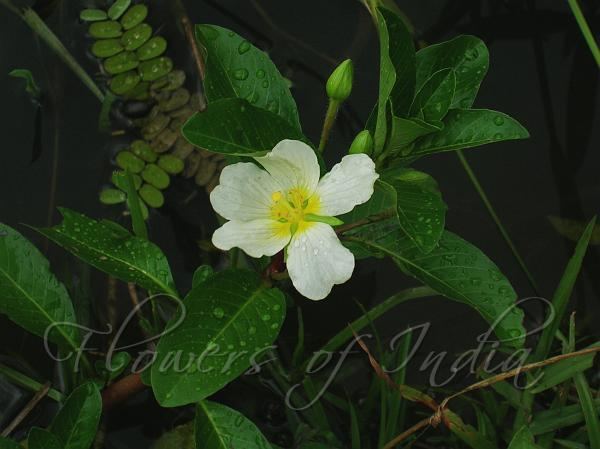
[210,162,279,221]
[212,219,290,258]
[255,140,320,194]
[286,223,355,300]
[315,154,379,216]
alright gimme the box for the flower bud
[326,59,354,102]
[349,130,374,155]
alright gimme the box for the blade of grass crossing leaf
[349,401,361,449]
[536,216,596,360]
[573,372,600,449]
[124,170,148,239]
[566,0,600,68]
[385,329,412,442]
[457,150,539,295]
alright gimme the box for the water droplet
[465,48,479,61]
[248,326,256,335]
[238,40,251,54]
[261,80,269,88]
[470,277,481,286]
[213,307,225,319]
[273,304,281,311]
[262,314,271,321]
[313,248,319,255]
[493,133,504,140]
[256,69,266,79]
[235,414,245,426]
[271,323,278,329]
[232,68,249,80]
[493,115,505,126]
[266,100,278,113]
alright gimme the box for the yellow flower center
[270,187,320,236]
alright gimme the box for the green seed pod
[125,81,150,101]
[131,140,158,162]
[89,20,123,39]
[158,154,184,175]
[139,57,173,82]
[104,51,139,75]
[136,36,167,61]
[139,183,165,208]
[159,88,190,112]
[110,70,141,95]
[91,38,123,58]
[163,69,186,91]
[349,130,374,155]
[116,151,145,173]
[121,4,148,30]
[112,170,142,190]
[121,23,152,51]
[141,113,170,140]
[80,9,108,22]
[108,0,131,20]
[100,188,126,205]
[142,164,170,189]
[150,129,178,153]
[326,59,354,102]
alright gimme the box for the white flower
[210,139,379,300]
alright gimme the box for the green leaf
[192,265,215,288]
[535,217,596,360]
[0,437,21,449]
[415,35,489,109]
[530,343,599,394]
[386,116,441,153]
[151,269,286,407]
[28,428,62,449]
[50,382,102,449]
[195,400,272,449]
[345,223,525,346]
[196,24,301,131]
[409,68,456,122]
[384,171,447,253]
[548,215,600,245]
[574,372,600,449]
[9,68,41,99]
[122,170,149,237]
[182,98,305,157]
[374,7,416,151]
[508,426,537,449]
[0,223,80,351]
[36,208,177,297]
[530,400,600,435]
[407,109,529,158]
[339,179,396,224]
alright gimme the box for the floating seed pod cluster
[81,0,226,217]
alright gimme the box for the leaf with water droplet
[196,24,301,131]
[151,269,285,406]
[195,400,272,449]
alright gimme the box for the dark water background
[0,0,599,445]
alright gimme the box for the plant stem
[1,382,50,437]
[1,1,105,103]
[318,100,340,153]
[566,0,600,68]
[456,150,540,295]
[0,363,63,402]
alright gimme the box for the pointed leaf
[196,24,301,131]
[415,35,489,109]
[36,208,177,297]
[407,109,529,158]
[345,222,525,347]
[0,223,80,351]
[50,382,102,449]
[28,428,62,449]
[374,7,416,151]
[182,98,305,157]
[548,215,600,245]
[195,400,272,449]
[386,116,441,154]
[151,269,286,407]
[409,68,456,122]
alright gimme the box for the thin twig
[1,382,51,437]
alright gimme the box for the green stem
[456,150,540,295]
[318,100,340,153]
[0,363,63,402]
[317,285,436,356]
[566,0,600,68]
[1,2,105,103]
